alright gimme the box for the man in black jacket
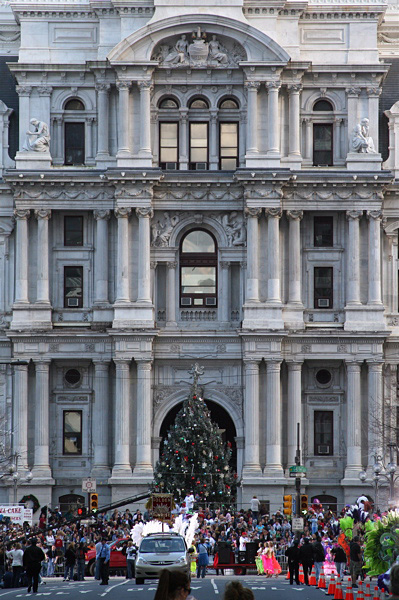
[312,535,326,584]
[23,538,45,594]
[285,540,301,585]
[299,538,314,585]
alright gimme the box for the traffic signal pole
[295,423,301,518]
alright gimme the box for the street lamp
[359,443,399,511]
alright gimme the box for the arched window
[159,97,179,109]
[180,230,217,307]
[313,98,334,166]
[218,97,240,170]
[189,98,209,109]
[64,97,85,166]
[219,98,239,110]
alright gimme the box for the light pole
[359,443,399,511]
[8,452,32,504]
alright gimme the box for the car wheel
[89,562,95,577]
[135,578,144,585]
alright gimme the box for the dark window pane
[63,410,82,455]
[65,122,85,166]
[220,99,239,109]
[160,122,178,166]
[314,266,333,309]
[182,230,215,253]
[314,411,333,455]
[65,98,85,111]
[313,124,333,166]
[160,98,178,109]
[314,216,333,247]
[64,266,83,308]
[189,98,208,109]
[313,100,333,112]
[64,216,83,246]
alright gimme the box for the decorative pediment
[151,27,246,68]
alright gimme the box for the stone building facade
[0,0,399,514]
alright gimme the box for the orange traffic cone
[373,586,379,600]
[286,569,290,580]
[357,582,364,600]
[327,575,336,596]
[345,577,354,600]
[310,566,317,586]
[334,579,344,600]
[299,565,304,584]
[318,567,327,590]
[364,583,372,600]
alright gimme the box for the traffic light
[283,494,293,515]
[300,494,308,512]
[89,493,99,512]
[77,506,86,517]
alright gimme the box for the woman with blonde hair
[153,569,192,600]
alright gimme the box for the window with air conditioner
[314,410,333,456]
[219,122,238,170]
[314,266,333,309]
[64,266,83,308]
[159,122,179,170]
[180,229,217,307]
[189,122,208,170]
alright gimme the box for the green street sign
[289,465,307,473]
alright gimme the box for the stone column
[13,364,29,471]
[265,208,282,303]
[385,231,398,314]
[138,81,153,158]
[209,109,218,169]
[346,87,361,153]
[114,208,131,303]
[244,208,261,302]
[220,261,230,322]
[133,360,153,477]
[344,361,363,477]
[287,361,303,467]
[34,209,51,305]
[367,210,382,305]
[346,211,362,305]
[334,118,343,162]
[95,83,110,158]
[266,82,281,155]
[243,360,262,474]
[179,108,188,170]
[16,86,32,151]
[166,261,177,325]
[303,117,312,161]
[92,361,110,476]
[86,117,95,161]
[287,84,302,159]
[245,81,260,154]
[136,208,153,303]
[367,87,382,150]
[14,209,30,304]
[265,360,283,474]
[116,81,131,157]
[37,86,52,130]
[33,360,51,477]
[112,359,132,476]
[367,361,383,466]
[287,210,303,304]
[93,210,110,304]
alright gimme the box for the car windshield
[139,538,186,553]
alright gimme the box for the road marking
[252,587,266,590]
[211,579,219,595]
[99,579,129,597]
[127,589,144,592]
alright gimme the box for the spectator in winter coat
[63,542,76,581]
[6,542,24,588]
[312,535,326,583]
[23,538,45,594]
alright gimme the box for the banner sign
[151,494,173,521]
[0,506,33,525]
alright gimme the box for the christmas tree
[152,364,237,506]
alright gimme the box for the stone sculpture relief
[151,212,180,247]
[23,118,50,152]
[220,212,246,246]
[152,27,245,68]
[351,118,376,153]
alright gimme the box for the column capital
[34,209,51,221]
[367,86,382,98]
[167,261,177,269]
[114,207,131,219]
[265,207,282,219]
[243,359,260,370]
[220,261,230,269]
[266,360,282,372]
[13,363,29,372]
[287,83,302,95]
[37,86,53,97]
[138,80,154,92]
[95,82,111,93]
[94,209,111,221]
[33,360,51,370]
[136,359,153,371]
[345,360,362,371]
[136,207,154,219]
[150,261,158,269]
[367,360,384,371]
[287,210,303,222]
[244,207,262,219]
[346,210,362,221]
[116,80,131,91]
[266,81,281,92]
[16,85,32,97]
[346,87,361,97]
[286,360,303,371]
[14,209,30,221]
[93,360,110,370]
[114,358,131,369]
[367,210,383,221]
[244,80,261,91]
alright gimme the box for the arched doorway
[311,494,338,512]
[58,493,85,516]
[159,399,237,471]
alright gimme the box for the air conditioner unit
[318,445,330,454]
[195,162,207,170]
[318,298,330,308]
[165,162,177,170]
[67,298,79,307]
[205,297,217,306]
[181,298,192,306]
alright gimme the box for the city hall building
[0,0,399,515]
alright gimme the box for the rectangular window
[313,123,333,166]
[314,411,333,455]
[314,266,333,309]
[314,216,333,247]
[63,410,82,455]
[220,122,238,170]
[159,122,178,169]
[65,122,85,166]
[64,216,83,247]
[189,122,208,170]
[64,266,83,308]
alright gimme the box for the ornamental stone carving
[152,27,246,68]
[151,212,180,247]
[220,212,246,246]
[14,185,114,201]
[23,118,50,152]
[351,118,377,154]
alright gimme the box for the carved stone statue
[23,118,50,152]
[351,118,376,154]
[163,35,189,65]
[222,212,246,246]
[151,212,180,247]
[208,35,228,65]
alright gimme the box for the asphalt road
[0,576,358,600]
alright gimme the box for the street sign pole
[295,423,301,518]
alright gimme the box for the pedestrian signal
[283,494,293,515]
[89,493,99,512]
[300,494,308,512]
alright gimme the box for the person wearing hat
[96,538,110,585]
[23,538,45,594]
